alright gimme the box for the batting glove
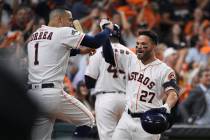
[161,103,171,114]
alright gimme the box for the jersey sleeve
[85,49,101,79]
[60,27,85,49]
[161,67,177,92]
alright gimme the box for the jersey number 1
[34,43,39,65]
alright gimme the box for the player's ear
[57,16,63,25]
[151,43,156,49]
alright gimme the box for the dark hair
[190,35,199,47]
[138,30,159,45]
[49,8,67,20]
[76,80,86,94]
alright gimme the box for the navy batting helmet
[141,108,170,134]
[110,24,121,38]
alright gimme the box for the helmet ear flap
[111,24,121,38]
[140,108,170,134]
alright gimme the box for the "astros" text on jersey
[128,72,155,89]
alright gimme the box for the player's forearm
[164,90,179,110]
[102,39,115,66]
[69,47,95,56]
[81,28,112,49]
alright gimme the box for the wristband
[162,103,171,113]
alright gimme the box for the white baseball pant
[28,84,95,140]
[112,111,160,140]
[95,92,126,140]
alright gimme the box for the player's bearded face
[136,36,153,60]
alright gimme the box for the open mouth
[137,50,144,55]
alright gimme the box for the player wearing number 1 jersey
[85,24,129,140]
[27,9,113,140]
[102,29,179,140]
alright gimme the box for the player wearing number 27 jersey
[102,30,179,140]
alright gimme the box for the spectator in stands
[71,0,90,20]
[75,80,94,116]
[79,6,101,32]
[185,35,208,68]
[0,0,12,26]
[10,6,35,40]
[155,43,167,61]
[0,30,25,66]
[31,17,46,32]
[136,0,159,30]
[188,0,210,19]
[35,0,65,23]
[179,67,210,124]
[184,7,209,39]
[200,25,210,55]
[164,47,187,76]
[158,0,183,41]
[164,23,187,50]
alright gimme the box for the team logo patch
[168,72,176,80]
[72,30,79,35]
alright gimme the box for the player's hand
[79,47,95,55]
[99,18,113,30]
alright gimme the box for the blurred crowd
[0,0,210,126]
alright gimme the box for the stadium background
[0,0,210,139]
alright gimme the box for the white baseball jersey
[85,43,131,94]
[27,25,95,140]
[85,43,129,140]
[114,49,176,113]
[27,25,84,83]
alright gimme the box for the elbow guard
[163,79,180,94]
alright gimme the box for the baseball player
[102,28,179,140]
[85,24,127,140]
[27,9,113,140]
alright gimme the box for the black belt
[127,109,143,118]
[28,83,54,89]
[96,91,125,95]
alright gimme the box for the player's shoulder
[157,60,174,73]
[57,26,74,32]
